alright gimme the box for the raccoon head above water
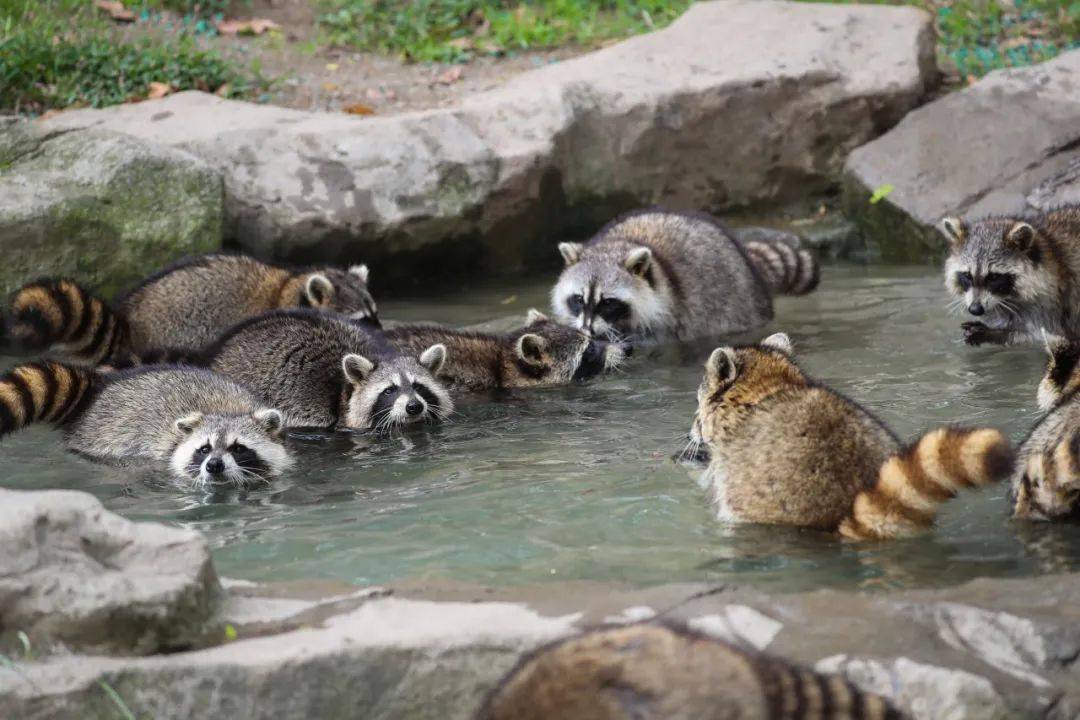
[171,409,293,489]
[300,264,379,325]
[340,344,453,432]
[506,310,628,387]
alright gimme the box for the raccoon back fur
[941,204,1080,345]
[0,362,291,488]
[477,623,902,720]
[685,333,1014,540]
[551,210,818,342]
[381,310,627,391]
[5,254,378,366]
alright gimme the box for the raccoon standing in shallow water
[0,362,291,488]
[684,333,1014,539]
[941,205,1080,345]
[551,210,818,342]
[5,254,378,366]
[477,623,902,720]
[381,310,626,391]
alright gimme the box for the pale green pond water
[3,265,1079,592]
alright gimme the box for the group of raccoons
[3,205,1080,718]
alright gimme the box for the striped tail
[5,279,131,366]
[744,237,820,296]
[839,428,1014,541]
[0,360,95,439]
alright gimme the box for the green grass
[0,0,261,114]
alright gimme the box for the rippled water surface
[4,265,1080,592]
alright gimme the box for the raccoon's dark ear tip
[175,412,204,433]
[254,408,284,434]
[939,216,966,247]
[706,347,738,384]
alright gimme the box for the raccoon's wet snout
[204,456,226,475]
[406,398,424,416]
[968,301,985,316]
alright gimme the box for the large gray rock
[40,1,935,279]
[843,50,1080,261]
[0,489,221,656]
[0,118,222,297]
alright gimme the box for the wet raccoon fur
[5,254,378,366]
[170,310,452,431]
[380,310,627,391]
[0,361,291,488]
[941,205,1080,345]
[477,623,902,720]
[1013,335,1080,521]
[551,210,818,341]
[684,333,1014,540]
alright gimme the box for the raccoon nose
[406,399,424,416]
[205,457,225,475]
[968,301,985,316]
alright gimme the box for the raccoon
[380,310,627,391]
[185,310,451,432]
[0,361,291,488]
[551,210,818,342]
[940,205,1080,346]
[1013,335,1080,521]
[477,623,902,720]
[684,333,1014,540]
[5,254,378,366]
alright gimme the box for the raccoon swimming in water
[380,310,626,392]
[683,333,1014,540]
[551,210,818,342]
[0,361,291,488]
[941,205,1080,346]
[5,254,378,366]
[157,310,452,432]
[477,623,902,720]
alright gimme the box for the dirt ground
[124,0,586,115]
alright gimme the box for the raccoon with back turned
[5,253,378,366]
[478,623,902,720]
[150,310,452,432]
[551,210,819,342]
[683,332,1014,540]
[380,310,626,391]
[0,361,291,489]
[941,205,1080,345]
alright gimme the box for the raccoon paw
[962,321,1004,346]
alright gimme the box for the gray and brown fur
[941,205,1080,345]
[184,310,451,431]
[381,310,626,392]
[686,333,1014,540]
[477,623,902,720]
[5,254,377,365]
[551,210,818,342]
[0,361,291,488]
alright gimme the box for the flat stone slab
[842,50,1080,261]
[40,0,934,280]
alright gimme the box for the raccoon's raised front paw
[962,321,1005,346]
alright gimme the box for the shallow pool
[3,265,1079,593]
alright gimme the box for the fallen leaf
[434,66,464,85]
[217,18,280,36]
[342,103,375,116]
[499,295,518,305]
[94,0,135,22]
[215,83,232,97]
[322,82,339,93]
[325,63,339,72]
[869,183,895,205]
[224,624,238,642]
[147,82,172,100]
[37,109,64,122]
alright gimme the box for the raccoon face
[941,217,1053,328]
[171,409,292,489]
[303,265,379,325]
[1012,441,1080,522]
[340,345,453,432]
[510,310,627,387]
[1038,333,1080,411]
[551,242,670,340]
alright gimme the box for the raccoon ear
[939,217,967,249]
[342,353,375,385]
[526,308,549,325]
[419,343,447,374]
[706,347,739,386]
[517,333,548,365]
[349,264,370,284]
[624,247,652,278]
[1006,222,1037,253]
[305,273,335,307]
[175,412,204,433]
[558,242,583,267]
[760,332,793,355]
[253,408,284,435]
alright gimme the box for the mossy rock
[0,120,223,298]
